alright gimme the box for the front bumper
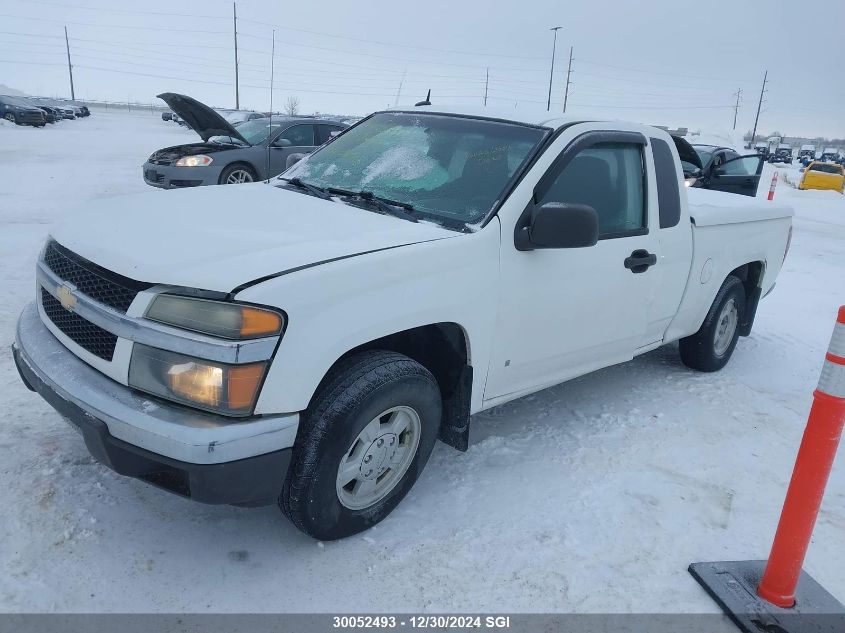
[142,161,222,189]
[13,302,298,505]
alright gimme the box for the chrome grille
[42,240,152,313]
[41,288,118,361]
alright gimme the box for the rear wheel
[219,164,256,185]
[4,113,15,123]
[281,351,441,540]
[680,275,746,372]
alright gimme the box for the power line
[237,16,549,61]
[0,13,229,34]
[16,0,227,20]
[237,31,550,73]
[577,58,754,83]
[567,102,734,110]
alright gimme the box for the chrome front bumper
[14,301,299,465]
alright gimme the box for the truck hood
[50,184,458,294]
[157,92,249,145]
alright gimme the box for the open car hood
[671,135,703,170]
[157,92,249,145]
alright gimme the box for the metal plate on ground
[689,560,845,633]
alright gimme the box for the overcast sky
[1,0,842,138]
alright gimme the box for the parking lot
[1,109,844,615]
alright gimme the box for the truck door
[706,155,765,197]
[484,128,661,402]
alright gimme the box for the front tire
[4,113,16,123]
[680,275,746,372]
[281,351,441,540]
[219,163,256,185]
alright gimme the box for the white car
[13,105,793,540]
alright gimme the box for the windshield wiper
[330,189,418,223]
[281,177,333,200]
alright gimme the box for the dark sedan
[674,138,764,196]
[142,92,347,189]
[0,95,46,126]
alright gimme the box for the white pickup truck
[13,105,793,540]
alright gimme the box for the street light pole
[546,26,562,112]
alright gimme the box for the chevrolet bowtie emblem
[57,284,77,312]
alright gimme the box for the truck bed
[686,188,793,226]
[661,188,793,345]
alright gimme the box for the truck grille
[41,288,118,361]
[43,240,152,313]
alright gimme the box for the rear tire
[680,275,746,372]
[4,113,16,123]
[281,351,441,540]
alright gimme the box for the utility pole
[233,2,240,109]
[64,26,75,100]
[484,67,489,106]
[732,88,742,130]
[563,46,573,113]
[751,71,767,146]
[394,69,406,107]
[546,26,562,112]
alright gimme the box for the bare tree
[284,95,300,116]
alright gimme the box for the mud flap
[438,365,472,452]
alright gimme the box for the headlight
[684,177,698,187]
[174,154,213,167]
[129,344,266,416]
[145,295,284,339]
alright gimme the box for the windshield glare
[693,148,714,166]
[283,112,547,225]
[210,119,281,145]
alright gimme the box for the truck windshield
[283,112,548,225]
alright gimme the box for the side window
[717,155,762,176]
[315,124,343,145]
[279,124,315,146]
[651,137,681,229]
[538,142,646,238]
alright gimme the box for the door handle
[624,249,657,274]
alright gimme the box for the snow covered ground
[1,111,843,615]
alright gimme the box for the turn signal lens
[240,307,283,337]
[146,295,284,339]
[228,364,266,410]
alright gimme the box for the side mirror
[286,153,307,169]
[273,138,292,148]
[515,202,599,251]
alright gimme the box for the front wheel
[4,113,15,123]
[281,351,441,540]
[680,275,746,372]
[219,163,256,185]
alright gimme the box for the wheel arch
[727,261,765,336]
[218,160,258,184]
[312,322,474,452]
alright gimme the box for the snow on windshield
[360,146,439,187]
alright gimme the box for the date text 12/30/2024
[333,616,512,629]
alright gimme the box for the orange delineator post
[757,306,845,608]
[768,172,778,201]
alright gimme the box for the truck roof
[385,104,598,130]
